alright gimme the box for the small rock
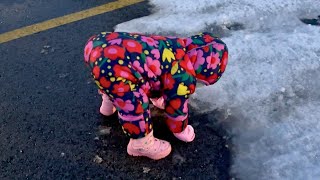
[61,152,65,157]
[225,144,229,148]
[40,45,54,54]
[143,167,151,174]
[94,136,100,141]
[58,73,69,78]
[280,87,286,92]
[93,155,103,164]
[98,126,111,135]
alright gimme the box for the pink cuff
[118,113,144,122]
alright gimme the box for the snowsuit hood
[185,32,228,85]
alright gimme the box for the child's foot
[173,125,195,142]
[127,131,172,160]
[150,96,165,109]
[100,94,116,116]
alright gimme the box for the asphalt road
[0,1,231,179]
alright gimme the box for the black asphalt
[0,0,119,33]
[0,1,231,179]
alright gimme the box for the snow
[115,0,320,179]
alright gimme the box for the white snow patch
[115,0,320,179]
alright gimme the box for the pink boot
[127,131,172,160]
[173,125,195,142]
[100,93,116,116]
[150,96,165,109]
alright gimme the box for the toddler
[84,32,228,160]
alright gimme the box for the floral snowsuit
[84,32,228,139]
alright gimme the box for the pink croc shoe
[173,125,195,142]
[127,131,172,160]
[100,93,116,116]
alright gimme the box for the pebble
[40,45,54,54]
[143,167,151,174]
[98,126,111,135]
[58,73,69,78]
[93,155,103,164]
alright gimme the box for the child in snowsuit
[84,32,228,160]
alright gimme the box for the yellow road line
[0,0,144,44]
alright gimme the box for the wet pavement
[0,1,230,179]
[0,0,116,33]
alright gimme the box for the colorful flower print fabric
[84,32,228,139]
